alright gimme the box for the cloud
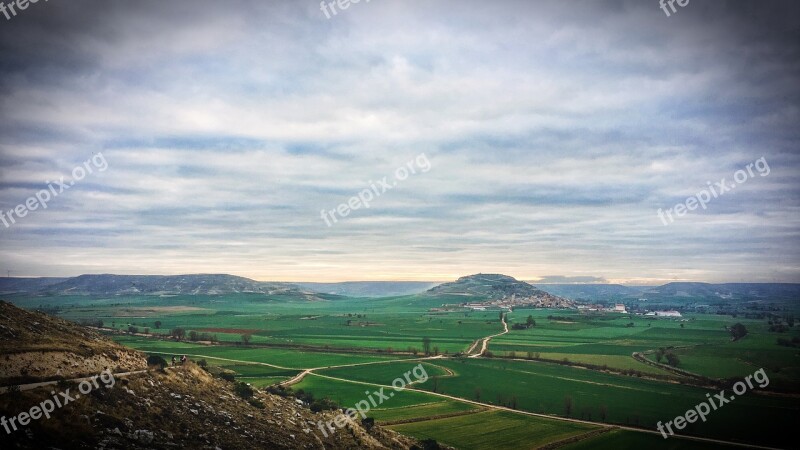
[529,276,610,285]
[0,0,798,282]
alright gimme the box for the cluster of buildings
[429,293,574,313]
[576,303,683,318]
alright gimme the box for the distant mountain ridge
[0,274,325,299]
[534,284,645,302]
[2,274,797,304]
[536,282,800,303]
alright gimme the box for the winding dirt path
[469,314,508,358]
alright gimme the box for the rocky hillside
[0,301,145,385]
[0,302,422,450]
[426,274,573,307]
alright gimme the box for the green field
[562,430,740,450]
[114,335,416,369]
[388,410,596,450]
[9,292,800,450]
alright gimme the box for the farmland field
[388,411,596,450]
[8,291,800,450]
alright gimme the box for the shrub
[220,372,236,382]
[234,382,255,399]
[411,438,440,450]
[146,355,167,370]
[294,389,314,404]
[361,417,375,432]
[248,398,265,409]
[266,385,291,397]
[309,398,338,413]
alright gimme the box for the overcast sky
[0,0,798,283]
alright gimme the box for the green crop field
[12,291,800,450]
[368,401,480,423]
[561,430,740,450]
[408,358,798,448]
[291,374,441,410]
[388,410,596,450]
[114,335,416,369]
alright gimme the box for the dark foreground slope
[0,302,420,450]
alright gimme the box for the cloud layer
[0,0,798,283]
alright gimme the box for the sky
[0,0,798,284]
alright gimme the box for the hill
[0,274,328,300]
[643,282,800,301]
[0,301,421,449]
[425,274,573,307]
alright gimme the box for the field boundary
[535,427,614,449]
[379,407,487,425]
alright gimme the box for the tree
[665,351,680,367]
[730,323,748,341]
[242,333,252,345]
[422,337,431,355]
[526,315,535,327]
[655,347,665,363]
[499,311,505,321]
[474,387,482,401]
[128,326,139,334]
[154,321,162,329]
[171,327,186,341]
[599,405,608,422]
[563,396,573,416]
[189,330,199,341]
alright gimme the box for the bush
[266,385,291,397]
[294,389,313,403]
[248,398,265,409]
[309,398,339,413]
[220,372,236,382]
[411,439,440,450]
[234,382,255,399]
[197,359,208,368]
[147,355,167,370]
[361,417,375,432]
